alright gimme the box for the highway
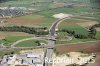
[44,16,99,66]
[45,18,68,66]
[0,17,69,66]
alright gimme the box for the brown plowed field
[7,17,44,24]
[0,32,33,39]
[55,41,100,66]
[55,41,100,53]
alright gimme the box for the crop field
[0,48,21,57]
[21,15,56,28]
[0,32,33,40]
[0,31,35,47]
[34,17,56,28]
[36,7,90,17]
[0,0,100,65]
[0,0,33,7]
[1,14,55,28]
[59,24,88,35]
[5,15,44,26]
[55,43,100,66]
[15,40,47,47]
[55,41,100,54]
[56,18,100,44]
[21,15,43,19]
[0,0,100,48]
[0,31,47,47]
[96,31,100,40]
[58,18,100,34]
[0,36,33,46]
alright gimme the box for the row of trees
[88,27,97,38]
[61,27,97,39]
[61,29,88,39]
[61,23,100,39]
[0,26,49,35]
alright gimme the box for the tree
[35,41,41,46]
[88,28,97,38]
[11,51,14,54]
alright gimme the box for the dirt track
[55,41,100,53]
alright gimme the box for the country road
[11,37,46,47]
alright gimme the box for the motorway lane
[45,18,67,66]
[49,19,64,36]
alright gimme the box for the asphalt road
[49,19,61,36]
[0,17,68,66]
[45,18,67,66]
[11,37,46,47]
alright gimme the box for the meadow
[0,0,100,46]
[0,36,33,46]
[58,18,89,35]
[15,40,47,47]
[56,18,100,44]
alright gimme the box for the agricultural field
[56,18,100,44]
[5,14,45,27]
[55,41,100,66]
[0,31,34,40]
[0,0,33,7]
[0,0,99,48]
[59,24,88,35]
[15,40,47,47]
[36,7,90,17]
[0,31,34,46]
[0,0,100,66]
[0,48,21,57]
[55,41,100,54]
[0,31,47,47]
[0,36,33,46]
[1,14,56,29]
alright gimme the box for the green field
[36,7,90,17]
[56,18,99,44]
[21,15,56,28]
[0,48,21,57]
[3,14,56,29]
[58,18,89,35]
[59,24,88,35]
[96,31,100,40]
[34,17,56,28]
[15,40,47,47]
[56,34,97,44]
[0,36,33,46]
[0,0,100,45]
[21,15,43,19]
[0,0,33,7]
[18,14,56,29]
